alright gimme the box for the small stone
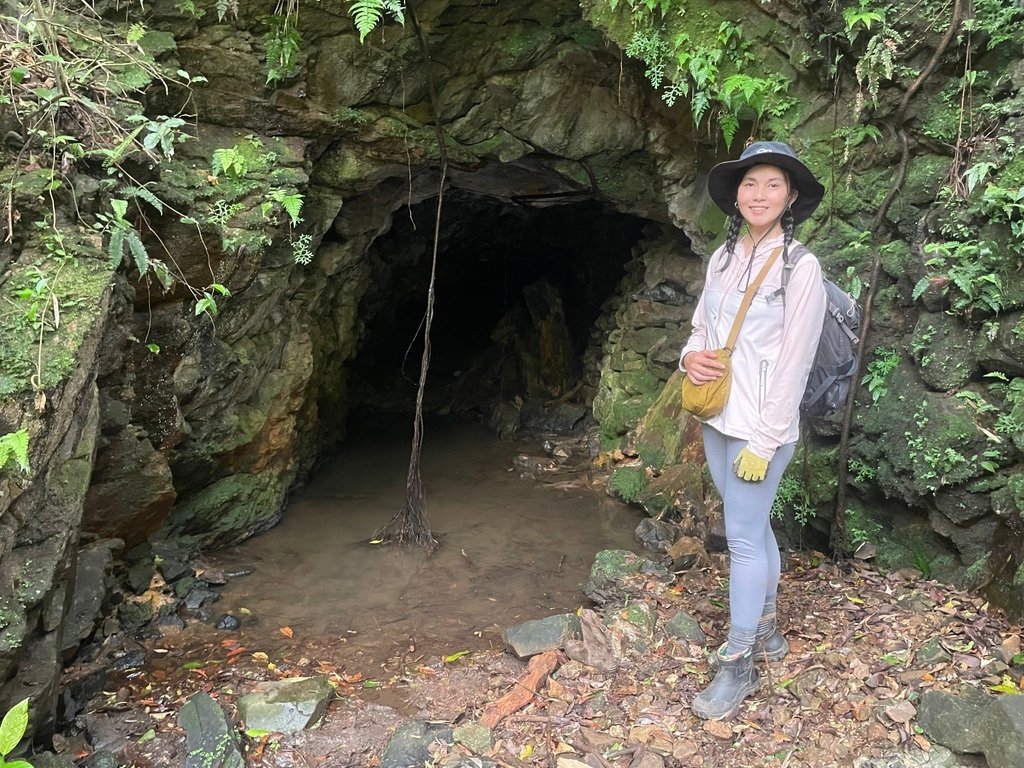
[184,586,221,611]
[452,722,492,754]
[215,614,242,631]
[664,610,707,645]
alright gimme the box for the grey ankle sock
[726,626,757,656]
[757,596,778,636]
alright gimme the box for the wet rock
[380,721,454,768]
[125,559,155,595]
[27,753,77,768]
[527,403,588,433]
[59,664,108,723]
[215,614,242,631]
[582,550,668,605]
[81,426,176,548]
[82,751,119,768]
[667,536,708,571]
[452,722,492,754]
[195,566,229,585]
[157,556,194,583]
[62,541,117,653]
[489,401,521,440]
[117,600,153,631]
[633,518,677,553]
[179,691,244,768]
[237,676,334,733]
[110,648,146,671]
[80,712,130,755]
[664,610,707,645]
[501,613,581,658]
[157,613,187,632]
[512,454,559,478]
[184,586,221,611]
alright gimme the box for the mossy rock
[162,473,285,547]
[857,368,992,501]
[0,234,112,397]
[604,602,657,654]
[608,467,648,504]
[910,312,979,391]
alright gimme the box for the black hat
[707,141,825,224]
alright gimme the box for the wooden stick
[479,651,559,728]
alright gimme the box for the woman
[679,141,827,721]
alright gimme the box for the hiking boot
[692,647,760,721]
[709,629,788,668]
[756,626,789,662]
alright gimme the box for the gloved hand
[734,447,769,481]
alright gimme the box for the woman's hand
[683,350,727,385]
[734,447,769,481]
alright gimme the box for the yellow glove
[734,447,769,482]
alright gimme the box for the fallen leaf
[279,626,294,638]
[885,699,917,724]
[703,720,733,739]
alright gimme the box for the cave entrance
[346,187,654,428]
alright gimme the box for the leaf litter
[66,552,1022,767]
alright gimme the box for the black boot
[692,647,760,720]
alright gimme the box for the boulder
[179,692,244,768]
[237,676,334,733]
[502,614,582,658]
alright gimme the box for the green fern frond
[0,430,30,474]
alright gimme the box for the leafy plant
[0,430,31,475]
[195,283,231,318]
[623,18,792,147]
[264,14,301,85]
[291,233,314,265]
[211,146,250,179]
[0,697,32,768]
[861,347,899,404]
[349,0,405,42]
[770,475,816,526]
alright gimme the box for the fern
[108,228,125,267]
[348,0,405,43]
[123,185,164,214]
[0,429,30,474]
[126,230,148,274]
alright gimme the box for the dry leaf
[703,720,733,740]
[279,626,294,638]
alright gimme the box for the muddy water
[207,414,642,669]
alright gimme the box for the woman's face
[736,164,798,232]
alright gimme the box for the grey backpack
[782,245,862,419]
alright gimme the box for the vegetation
[0,698,32,768]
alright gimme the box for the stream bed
[202,413,642,671]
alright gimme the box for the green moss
[609,467,648,503]
[0,237,113,397]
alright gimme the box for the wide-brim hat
[707,141,825,224]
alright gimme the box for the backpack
[782,245,862,419]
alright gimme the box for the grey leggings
[701,424,796,650]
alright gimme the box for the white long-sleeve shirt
[679,233,826,460]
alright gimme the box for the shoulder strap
[779,243,810,296]
[724,246,783,352]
